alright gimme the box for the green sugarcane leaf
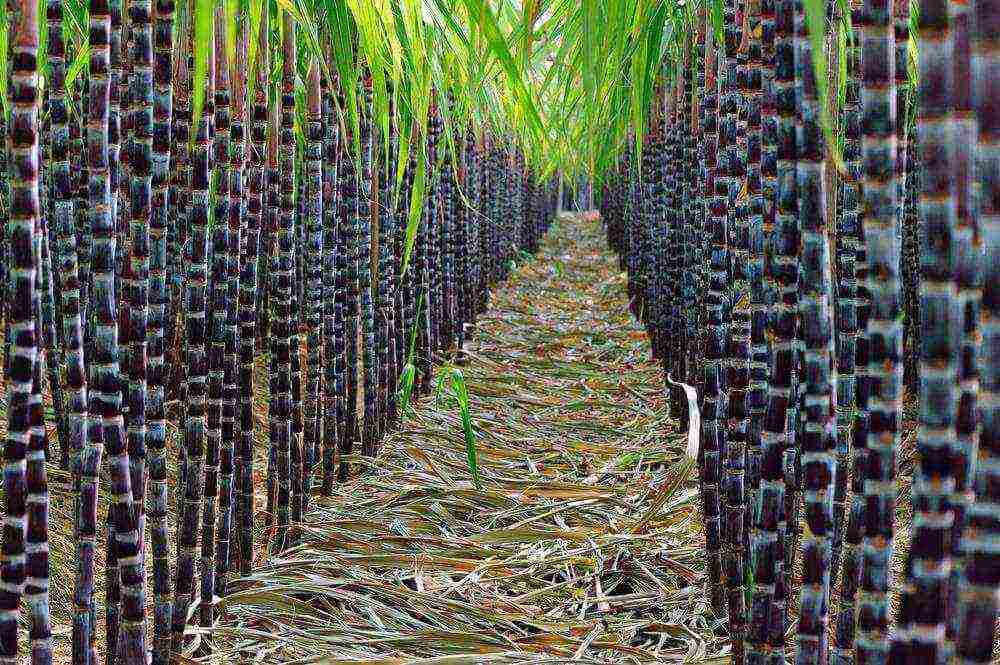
[450,369,481,491]
[225,0,238,74]
[190,0,215,148]
[397,363,417,417]
[400,143,426,275]
[804,0,845,173]
[65,43,91,92]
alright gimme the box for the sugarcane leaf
[400,143,426,275]
[225,0,238,72]
[804,0,846,172]
[450,369,481,491]
[190,0,215,147]
[65,43,91,92]
[397,363,417,417]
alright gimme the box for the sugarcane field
[0,0,997,663]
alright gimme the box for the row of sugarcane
[601,0,997,664]
[0,1,558,664]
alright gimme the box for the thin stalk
[171,18,214,653]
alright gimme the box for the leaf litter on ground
[201,214,727,664]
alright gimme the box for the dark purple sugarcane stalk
[147,0,175,660]
[289,161,304,539]
[745,0,767,522]
[696,17,726,619]
[790,0,839,661]
[951,1,999,662]
[889,0,961,661]
[341,92,362,470]
[215,18,250,600]
[829,0,861,587]
[320,63,341,496]
[382,99,401,428]
[425,104,444,378]
[103,0,126,655]
[1,0,41,661]
[26,291,52,665]
[269,10,297,551]
[74,2,112,660]
[756,0,798,660]
[715,0,743,645]
[830,10,864,665]
[464,128,481,328]
[302,60,324,504]
[439,120,457,353]
[198,9,231,637]
[84,0,149,655]
[686,6,708,395]
[334,110,356,483]
[417,107,442,395]
[171,15,214,653]
[727,3,755,658]
[944,0,982,653]
[897,0,919,392]
[263,96,280,518]
[652,80,668,367]
[107,0,123,266]
[123,0,154,604]
[165,11,191,397]
[52,39,86,665]
[681,38,699,396]
[358,72,377,456]
[375,94,395,436]
[852,0,901,663]
[44,0,71,470]
[237,1,270,569]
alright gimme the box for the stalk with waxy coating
[897,0,919,392]
[199,10,231,636]
[83,0,149,655]
[889,0,961,660]
[237,1,270,571]
[358,73,377,456]
[830,12,865,665]
[269,9,297,552]
[147,0,176,660]
[721,0,752,655]
[944,0,982,649]
[1,0,41,661]
[215,17,250,600]
[26,308,52,665]
[166,14,191,394]
[335,113,357,482]
[320,64,341,495]
[751,1,798,660]
[341,93,361,473]
[746,0,768,545]
[264,96,281,516]
[302,60,324,503]
[829,3,861,585]
[51,42,89,665]
[74,3,113,660]
[851,0,901,663]
[171,18,214,653]
[695,17,725,618]
[952,1,999,661]
[123,0,154,593]
[45,0,72,470]
[790,0,839,662]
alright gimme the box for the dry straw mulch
[202,214,726,664]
